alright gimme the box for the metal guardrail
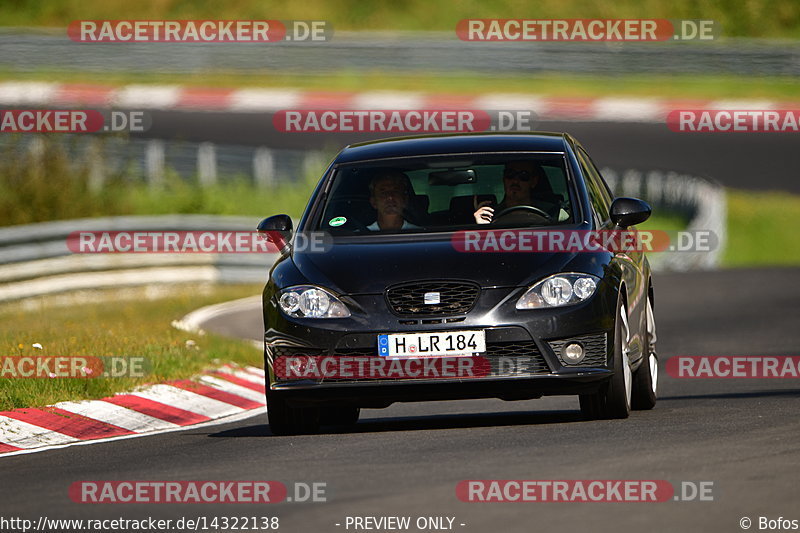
[602,167,726,270]
[1,29,799,76]
[0,134,329,190]
[0,215,276,302]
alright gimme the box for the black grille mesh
[386,281,479,316]
[270,346,324,358]
[485,342,550,376]
[549,333,607,367]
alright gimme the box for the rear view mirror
[428,169,476,186]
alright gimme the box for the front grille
[386,281,480,316]
[485,342,551,376]
[270,345,324,358]
[549,333,607,367]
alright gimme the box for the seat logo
[424,292,441,305]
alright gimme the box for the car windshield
[317,153,574,234]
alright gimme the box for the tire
[320,406,361,427]
[266,393,321,435]
[580,296,633,420]
[632,295,658,410]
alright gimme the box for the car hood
[291,236,601,294]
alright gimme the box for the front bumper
[268,370,612,408]
[263,283,618,406]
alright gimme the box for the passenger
[367,171,421,231]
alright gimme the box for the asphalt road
[3,267,799,533]
[139,111,800,193]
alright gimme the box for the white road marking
[218,366,265,384]
[229,89,300,111]
[112,85,181,108]
[0,408,265,458]
[352,91,424,110]
[199,375,266,404]
[473,93,549,113]
[55,399,180,432]
[708,99,776,110]
[0,416,78,448]
[131,384,244,417]
[244,366,265,377]
[0,82,57,105]
[593,97,665,122]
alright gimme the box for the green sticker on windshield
[329,216,347,227]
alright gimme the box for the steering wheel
[493,205,554,222]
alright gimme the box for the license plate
[378,330,486,358]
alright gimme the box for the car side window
[576,148,611,225]
[581,148,614,204]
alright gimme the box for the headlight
[277,285,351,318]
[516,273,600,309]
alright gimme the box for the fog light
[563,342,585,364]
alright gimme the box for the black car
[258,132,658,434]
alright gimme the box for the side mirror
[610,197,651,227]
[257,214,293,253]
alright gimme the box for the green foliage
[724,189,800,266]
[1,0,799,38]
[3,68,800,102]
[0,136,322,226]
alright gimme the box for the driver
[367,171,421,231]
[473,160,565,224]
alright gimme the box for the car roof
[334,132,572,164]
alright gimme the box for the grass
[0,171,318,225]
[0,136,325,226]
[3,68,800,101]
[637,190,800,267]
[639,212,688,233]
[2,0,800,38]
[121,176,319,220]
[0,284,264,411]
[723,189,800,266]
